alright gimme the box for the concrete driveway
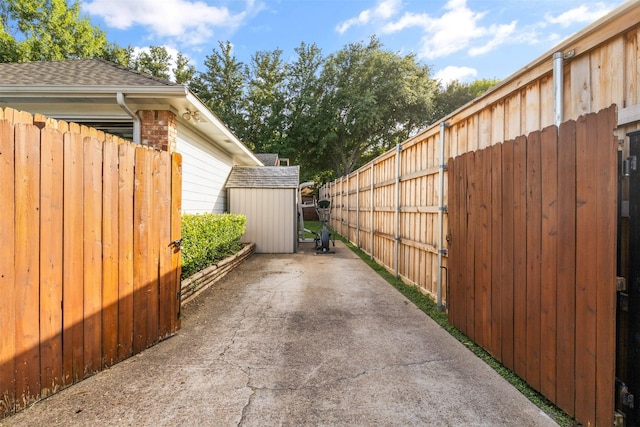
[2,241,558,427]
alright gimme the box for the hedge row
[181,213,246,279]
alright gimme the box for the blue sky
[80,0,628,85]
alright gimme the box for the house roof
[0,59,262,166]
[226,166,300,189]
[0,58,177,87]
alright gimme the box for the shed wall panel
[229,188,296,254]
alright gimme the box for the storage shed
[226,166,299,253]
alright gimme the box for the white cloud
[468,21,517,56]
[336,0,401,34]
[545,3,612,27]
[434,66,477,86]
[381,0,514,60]
[82,0,262,46]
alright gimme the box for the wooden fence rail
[448,106,617,427]
[0,108,182,418]
[320,134,444,299]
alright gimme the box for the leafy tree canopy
[0,0,110,62]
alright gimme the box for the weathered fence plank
[0,109,183,419]
[14,123,41,408]
[446,107,617,427]
[500,139,515,371]
[555,119,577,415]
[594,105,616,426]
[133,146,152,354]
[39,127,64,398]
[0,119,16,417]
[525,130,542,391]
[575,112,598,426]
[512,134,528,380]
[540,125,558,401]
[62,131,84,385]
[83,136,103,377]
[118,143,135,361]
[102,139,119,367]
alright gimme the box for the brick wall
[139,110,177,152]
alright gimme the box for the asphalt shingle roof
[255,153,279,166]
[0,58,178,87]
[226,166,300,189]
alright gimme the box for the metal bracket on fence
[169,238,183,250]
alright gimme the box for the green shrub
[181,213,246,279]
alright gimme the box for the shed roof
[226,166,299,189]
[255,153,279,166]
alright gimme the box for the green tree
[192,41,247,138]
[134,45,172,80]
[0,0,109,62]
[430,78,500,123]
[173,52,196,85]
[315,37,437,176]
[284,42,325,178]
[244,49,288,154]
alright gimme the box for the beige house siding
[177,126,234,214]
[229,188,297,254]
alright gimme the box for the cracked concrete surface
[2,241,558,427]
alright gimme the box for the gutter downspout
[438,122,449,311]
[553,52,564,127]
[117,92,141,144]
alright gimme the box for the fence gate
[447,106,617,427]
[622,130,640,424]
[0,110,183,419]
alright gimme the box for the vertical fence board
[14,123,41,407]
[102,140,119,367]
[39,127,64,397]
[118,143,135,361]
[574,113,598,426]
[525,130,542,390]
[594,106,616,427]
[500,139,515,370]
[158,151,173,338]
[0,111,183,419]
[83,136,103,376]
[0,120,16,417]
[63,131,84,385]
[465,152,476,340]
[556,119,577,415]
[512,135,528,379]
[133,147,151,353]
[540,125,558,401]
[171,153,182,331]
[147,151,161,347]
[474,148,491,350]
[490,143,502,359]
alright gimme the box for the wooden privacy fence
[0,109,183,418]
[448,106,618,427]
[320,134,445,299]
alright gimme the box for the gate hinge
[617,277,627,292]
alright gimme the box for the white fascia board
[186,91,263,166]
[0,85,189,98]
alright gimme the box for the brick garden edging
[180,243,256,305]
